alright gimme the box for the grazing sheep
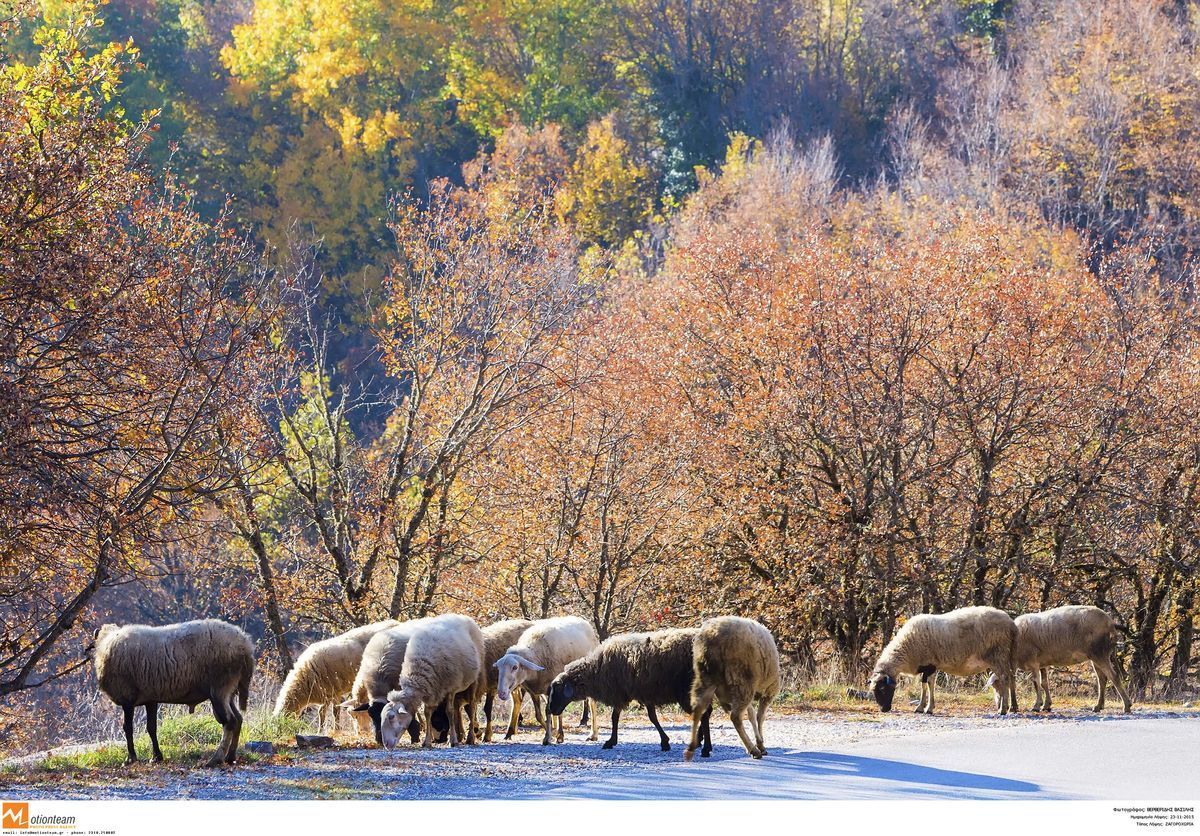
[869,605,1017,716]
[1011,605,1132,714]
[547,628,712,754]
[379,614,485,749]
[684,616,780,761]
[494,615,600,745]
[273,619,398,732]
[92,619,255,767]
[345,618,433,744]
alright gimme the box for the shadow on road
[536,749,1049,800]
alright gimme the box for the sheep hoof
[151,754,164,763]
[1091,705,1103,713]
[660,742,671,752]
[759,748,768,756]
[683,748,695,762]
[751,750,763,759]
[602,740,616,750]
[701,750,711,758]
[124,757,138,766]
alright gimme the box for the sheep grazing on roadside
[869,605,1017,716]
[684,616,780,762]
[1011,605,1132,714]
[547,628,712,755]
[273,619,399,732]
[379,614,486,748]
[494,615,600,745]
[92,619,255,767]
[345,618,434,744]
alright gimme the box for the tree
[0,4,277,696]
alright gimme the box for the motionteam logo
[1,804,27,830]
[1,803,77,833]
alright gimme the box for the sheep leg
[602,704,623,749]
[466,687,479,745]
[556,709,565,743]
[588,697,599,741]
[684,689,714,762]
[317,703,328,733]
[1101,656,1133,713]
[206,693,232,767]
[1092,662,1108,712]
[1039,668,1052,711]
[915,680,928,713]
[579,698,590,728]
[406,717,421,744]
[423,705,435,748]
[483,689,494,742]
[700,705,713,758]
[122,704,138,765]
[990,672,1009,715]
[542,703,554,745]
[753,697,768,756]
[505,690,521,739]
[646,704,670,751]
[532,693,547,731]
[224,693,243,764]
[730,704,761,759]
[146,702,163,762]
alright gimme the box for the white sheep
[1011,604,1132,713]
[478,618,534,742]
[273,619,398,732]
[379,614,485,748]
[869,605,1017,715]
[92,619,255,767]
[684,616,780,761]
[494,615,600,745]
[344,617,434,743]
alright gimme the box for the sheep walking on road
[870,605,1017,715]
[684,616,779,761]
[547,628,712,754]
[92,619,255,767]
[1011,605,1132,714]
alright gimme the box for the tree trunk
[1130,566,1173,698]
[1168,580,1195,697]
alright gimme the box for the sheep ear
[92,627,101,640]
[519,658,545,672]
[350,703,370,713]
[884,675,894,686]
[386,690,403,703]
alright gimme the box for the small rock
[245,741,275,756]
[1184,701,1193,708]
[295,734,335,749]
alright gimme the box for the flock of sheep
[89,602,1131,769]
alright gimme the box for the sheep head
[869,670,896,712]
[494,651,544,701]
[547,675,575,716]
[380,691,416,750]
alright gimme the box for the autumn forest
[3,0,1200,752]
